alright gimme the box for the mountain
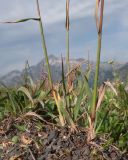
[0,55,127,87]
[0,70,23,87]
[118,63,128,80]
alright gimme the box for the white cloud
[0,0,127,27]
[0,0,94,24]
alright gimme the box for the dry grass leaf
[21,134,32,145]
[86,112,95,142]
[52,90,65,126]
[22,111,44,121]
[0,127,4,134]
[105,81,118,96]
[96,83,106,110]
[2,141,12,148]
[9,156,22,160]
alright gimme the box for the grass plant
[0,0,127,153]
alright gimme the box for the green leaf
[0,18,40,24]
[14,124,26,132]
[74,85,85,120]
[61,57,67,95]
[83,74,92,107]
[18,87,34,105]
[7,91,17,115]
[12,136,19,144]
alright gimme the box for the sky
[0,0,128,76]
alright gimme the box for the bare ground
[0,117,128,160]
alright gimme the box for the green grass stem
[66,30,70,72]
[36,0,53,89]
[91,34,102,120]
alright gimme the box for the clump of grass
[0,0,128,153]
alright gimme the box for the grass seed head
[66,0,70,31]
[95,0,104,34]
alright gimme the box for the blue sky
[0,0,128,76]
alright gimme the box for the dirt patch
[0,117,128,160]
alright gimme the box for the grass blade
[0,18,40,24]
[18,87,34,105]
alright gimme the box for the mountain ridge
[0,56,127,87]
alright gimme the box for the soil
[0,117,128,160]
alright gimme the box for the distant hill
[118,63,128,81]
[0,55,127,87]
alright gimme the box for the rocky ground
[0,117,128,160]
